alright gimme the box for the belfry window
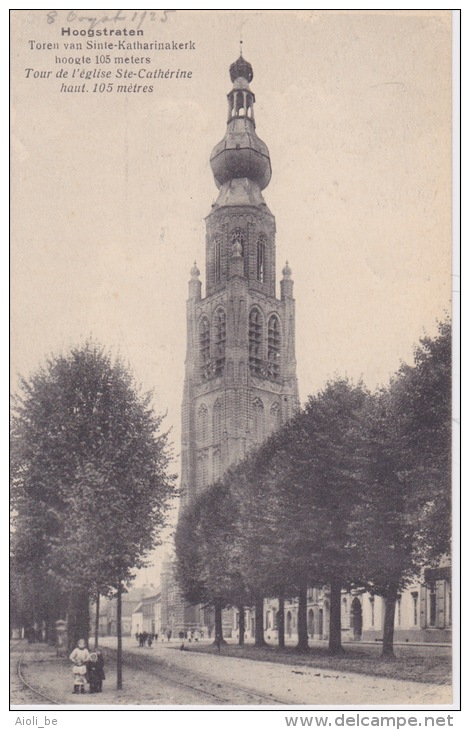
[257,234,266,282]
[268,315,281,378]
[214,309,226,376]
[249,308,262,374]
[199,317,210,379]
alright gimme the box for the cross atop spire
[240,39,243,56]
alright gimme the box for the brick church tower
[180,53,299,509]
[162,53,299,636]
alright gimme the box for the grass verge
[174,641,451,685]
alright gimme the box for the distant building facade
[96,586,158,637]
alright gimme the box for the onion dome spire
[209,47,272,192]
[282,261,292,279]
[229,43,253,83]
[188,261,201,300]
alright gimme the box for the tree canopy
[11,342,176,645]
[174,320,451,656]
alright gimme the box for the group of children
[69,639,106,694]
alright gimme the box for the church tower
[180,53,299,508]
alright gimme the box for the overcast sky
[11,10,452,584]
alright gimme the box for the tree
[279,379,369,653]
[357,320,452,657]
[11,342,176,685]
[175,479,251,644]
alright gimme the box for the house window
[448,583,452,627]
[428,582,436,627]
[249,308,263,374]
[214,309,226,376]
[411,592,419,626]
[267,315,281,378]
[369,597,375,627]
[397,595,402,626]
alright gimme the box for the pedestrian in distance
[69,638,90,694]
[147,634,153,648]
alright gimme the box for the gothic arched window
[214,234,222,283]
[196,450,208,493]
[270,401,281,434]
[257,234,266,282]
[197,404,209,444]
[249,308,263,375]
[212,445,221,481]
[213,308,226,376]
[268,314,281,379]
[199,316,211,379]
[213,398,223,444]
[252,397,265,444]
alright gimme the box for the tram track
[15,648,60,705]
[13,642,285,706]
[106,646,286,705]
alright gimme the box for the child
[69,639,90,694]
[86,653,102,693]
[95,648,106,692]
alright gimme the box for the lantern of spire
[210,50,272,192]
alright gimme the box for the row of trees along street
[175,320,451,657]
[10,343,177,688]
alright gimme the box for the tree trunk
[67,587,90,651]
[117,583,123,690]
[214,601,226,644]
[328,579,344,654]
[238,604,245,646]
[254,595,267,647]
[382,588,398,658]
[278,592,285,649]
[94,592,100,649]
[297,583,309,651]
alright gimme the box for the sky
[10,10,452,585]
